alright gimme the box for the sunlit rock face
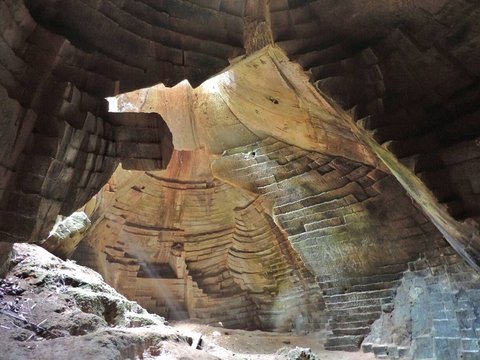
[0,243,220,360]
[72,44,480,354]
[1,1,480,358]
[73,149,326,332]
[42,211,91,259]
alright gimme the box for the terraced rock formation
[73,148,325,331]
[1,1,480,359]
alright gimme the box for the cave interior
[1,0,480,359]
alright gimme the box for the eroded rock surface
[1,1,480,359]
[364,256,480,359]
[72,150,325,332]
[0,243,373,360]
[0,244,186,359]
[42,211,91,259]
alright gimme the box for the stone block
[460,351,480,360]
[462,339,480,352]
[414,336,434,359]
[434,337,461,360]
[457,309,474,329]
[372,344,388,356]
[398,346,410,358]
[432,308,447,320]
[362,343,373,353]
[444,309,456,320]
[434,319,460,337]
[387,345,399,358]
[462,329,477,338]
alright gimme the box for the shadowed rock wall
[0,1,174,245]
[271,0,480,225]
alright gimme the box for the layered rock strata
[74,44,477,352]
[1,1,480,358]
[73,149,325,331]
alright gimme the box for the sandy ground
[171,321,375,360]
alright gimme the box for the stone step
[324,344,361,352]
[324,297,390,310]
[351,280,401,293]
[324,289,395,304]
[317,263,408,284]
[330,311,381,324]
[329,304,382,317]
[325,335,364,347]
[369,344,393,357]
[332,326,371,336]
[325,335,364,351]
[329,320,375,331]
[319,272,404,290]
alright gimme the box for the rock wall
[72,149,325,331]
[41,211,91,259]
[0,1,174,245]
[364,246,480,359]
[0,243,258,360]
[2,0,479,260]
[272,0,480,225]
[213,137,449,350]
[1,1,480,358]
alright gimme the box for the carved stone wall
[271,0,480,225]
[0,1,174,244]
[213,138,449,350]
[1,1,480,358]
[73,149,325,331]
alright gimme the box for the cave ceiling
[1,0,480,353]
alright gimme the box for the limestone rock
[1,1,480,358]
[73,155,325,332]
[0,243,245,360]
[42,211,91,259]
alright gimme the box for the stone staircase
[324,288,396,351]
[190,292,256,329]
[134,278,189,320]
[361,250,480,359]
[318,264,407,351]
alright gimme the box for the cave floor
[0,244,374,360]
[170,322,375,360]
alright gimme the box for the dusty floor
[0,244,374,360]
[171,322,375,360]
